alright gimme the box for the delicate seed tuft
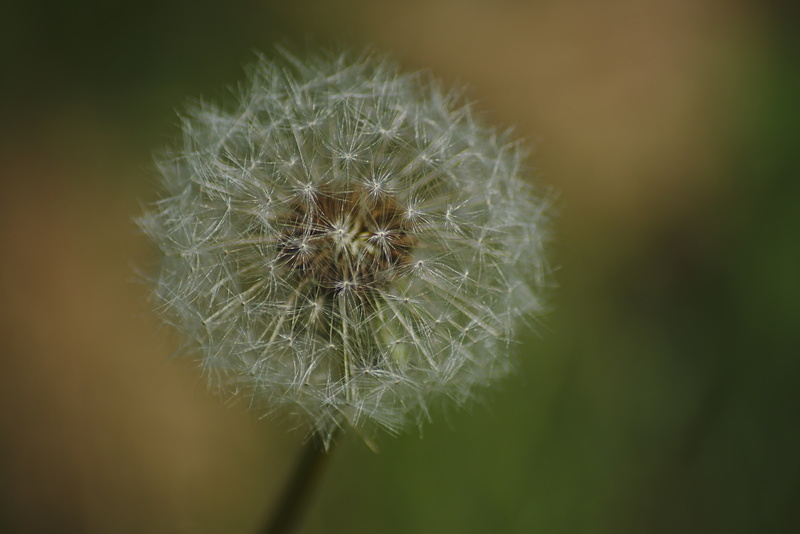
[138,49,553,444]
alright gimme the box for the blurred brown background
[1,0,798,532]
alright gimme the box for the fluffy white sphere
[139,49,552,443]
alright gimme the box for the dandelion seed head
[138,49,553,444]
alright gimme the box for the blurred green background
[1,0,798,532]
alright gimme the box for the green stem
[261,431,338,534]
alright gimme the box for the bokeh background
[1,0,798,532]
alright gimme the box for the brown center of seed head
[277,184,416,299]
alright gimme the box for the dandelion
[138,49,552,448]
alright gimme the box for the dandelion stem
[261,431,338,534]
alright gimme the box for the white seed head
[138,49,552,444]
